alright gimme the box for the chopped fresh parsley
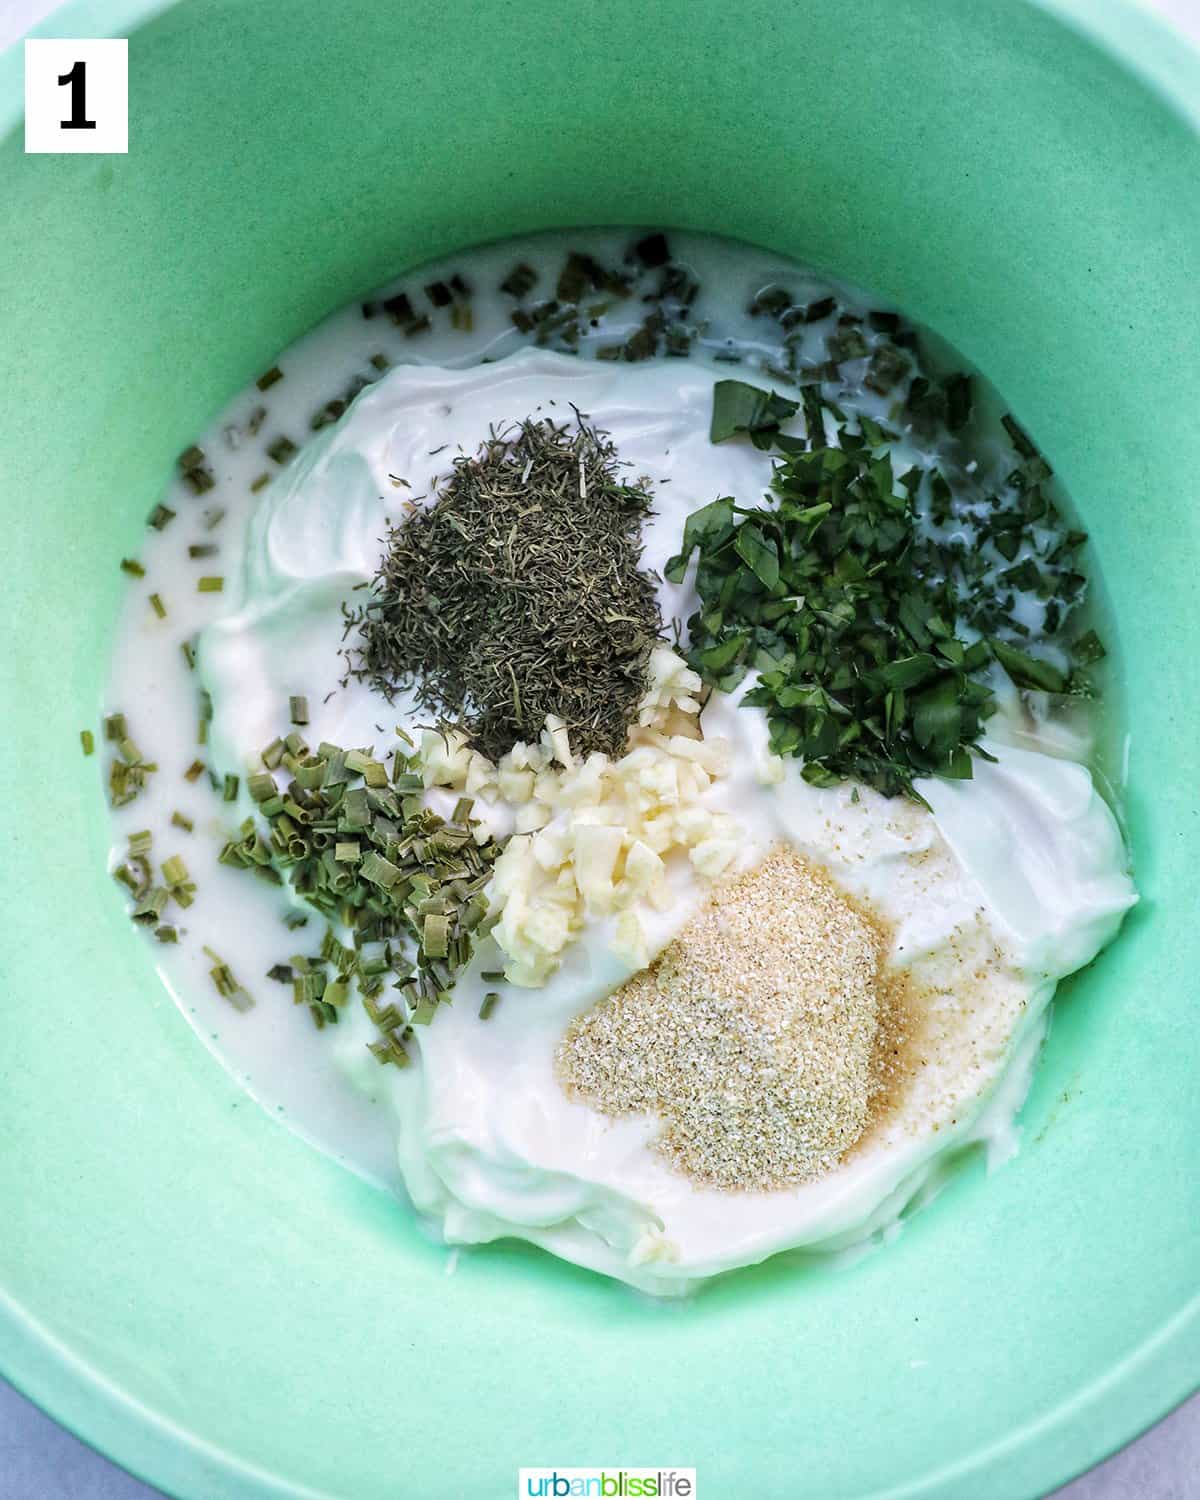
[666,382,1100,800]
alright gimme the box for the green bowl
[1,1,1197,1495]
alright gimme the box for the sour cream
[188,350,1134,1292]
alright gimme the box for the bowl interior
[1,1,1198,1496]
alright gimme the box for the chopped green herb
[668,379,1092,799]
[256,365,284,391]
[171,810,194,833]
[188,543,218,559]
[80,729,95,756]
[184,759,206,782]
[267,437,297,467]
[990,638,1067,695]
[289,695,309,726]
[250,472,271,493]
[222,773,239,802]
[709,380,799,448]
[1071,629,1107,666]
[149,592,167,619]
[479,991,501,1020]
[148,504,176,531]
[120,558,145,578]
[197,576,224,593]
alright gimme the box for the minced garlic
[422,648,740,986]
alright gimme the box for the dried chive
[382,291,416,326]
[256,365,284,391]
[148,504,176,531]
[132,886,169,924]
[479,991,501,1020]
[289,695,309,726]
[197,576,224,593]
[267,437,297,467]
[500,263,538,299]
[249,472,271,493]
[120,558,145,578]
[178,444,205,472]
[183,468,216,496]
[631,231,670,267]
[149,592,167,619]
[222,773,239,802]
[222,730,501,1046]
[171,811,194,833]
[184,759,206,782]
[181,639,197,671]
[188,543,218,559]
[80,729,95,756]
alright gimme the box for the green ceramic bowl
[1,1,1197,1496]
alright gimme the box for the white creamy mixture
[106,232,1136,1292]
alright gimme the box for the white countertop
[0,0,1195,1494]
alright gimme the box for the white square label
[24,38,128,154]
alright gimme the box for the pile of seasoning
[348,416,663,761]
[557,847,887,1190]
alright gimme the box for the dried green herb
[348,416,663,760]
[80,729,94,756]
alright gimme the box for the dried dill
[347,417,663,760]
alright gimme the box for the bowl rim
[1,1,1198,1496]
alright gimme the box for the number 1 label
[57,59,98,131]
[25,39,127,154]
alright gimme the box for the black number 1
[57,60,96,131]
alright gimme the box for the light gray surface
[0,0,1196,1495]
